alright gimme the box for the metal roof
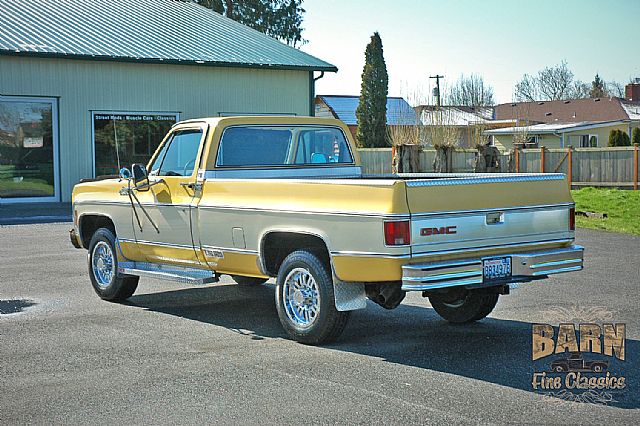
[0,0,337,72]
[319,95,417,125]
[418,106,494,126]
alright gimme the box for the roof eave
[0,50,339,72]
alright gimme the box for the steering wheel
[183,159,196,176]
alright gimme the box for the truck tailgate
[403,174,574,256]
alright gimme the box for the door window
[151,129,203,177]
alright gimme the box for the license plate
[483,257,512,282]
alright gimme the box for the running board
[118,261,218,285]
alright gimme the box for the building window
[525,136,539,148]
[93,112,178,177]
[0,96,59,201]
[577,134,598,147]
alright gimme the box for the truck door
[131,124,207,267]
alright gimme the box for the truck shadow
[127,284,638,410]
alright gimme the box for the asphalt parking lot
[1,223,639,424]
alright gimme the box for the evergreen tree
[608,129,631,147]
[632,127,640,146]
[609,130,620,147]
[590,74,607,98]
[356,32,389,148]
[192,0,306,46]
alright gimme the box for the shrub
[632,127,640,146]
[621,131,631,146]
[608,129,620,147]
[608,129,631,147]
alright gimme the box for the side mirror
[132,163,149,190]
[119,167,131,180]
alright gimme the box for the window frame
[150,127,206,178]
[0,95,60,203]
[147,122,208,179]
[214,124,356,169]
[90,111,180,178]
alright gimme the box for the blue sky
[300,0,640,105]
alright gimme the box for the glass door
[0,96,59,202]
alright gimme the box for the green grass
[0,178,54,197]
[571,187,640,236]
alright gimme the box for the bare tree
[446,74,495,107]
[387,107,421,173]
[514,61,589,101]
[423,109,460,173]
[606,81,626,98]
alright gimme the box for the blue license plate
[483,257,512,282]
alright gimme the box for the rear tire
[231,275,268,286]
[429,289,498,323]
[88,228,139,302]
[275,250,350,345]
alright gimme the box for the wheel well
[261,232,330,277]
[79,215,116,248]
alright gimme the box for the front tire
[88,228,139,302]
[275,250,350,345]
[429,289,499,323]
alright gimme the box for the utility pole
[430,75,444,108]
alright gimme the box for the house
[0,0,336,203]
[494,95,640,125]
[315,95,417,141]
[488,81,640,150]
[484,120,633,151]
[415,105,514,148]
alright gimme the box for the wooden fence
[357,145,640,189]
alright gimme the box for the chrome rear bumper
[402,245,584,291]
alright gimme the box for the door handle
[180,182,202,191]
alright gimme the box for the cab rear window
[216,125,353,167]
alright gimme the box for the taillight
[384,220,411,246]
[569,207,575,231]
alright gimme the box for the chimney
[626,78,640,102]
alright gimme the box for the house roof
[416,105,495,126]
[484,120,629,135]
[317,95,417,125]
[494,98,639,123]
[0,0,337,72]
[620,100,640,120]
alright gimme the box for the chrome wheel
[282,267,320,329]
[92,241,114,288]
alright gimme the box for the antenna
[112,117,122,172]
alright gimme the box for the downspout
[309,71,325,117]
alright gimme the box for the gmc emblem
[421,226,457,236]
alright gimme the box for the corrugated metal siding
[0,0,336,71]
[0,56,311,201]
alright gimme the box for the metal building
[0,0,336,203]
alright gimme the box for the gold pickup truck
[70,116,583,344]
